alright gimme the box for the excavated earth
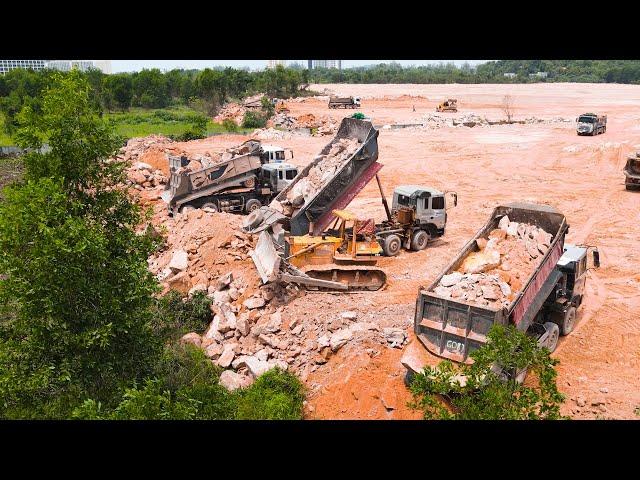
[126,83,640,420]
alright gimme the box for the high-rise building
[267,60,287,69]
[0,60,112,75]
[311,60,341,69]
[0,59,47,74]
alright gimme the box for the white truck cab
[261,162,299,192]
[261,145,294,163]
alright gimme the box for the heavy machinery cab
[577,114,597,124]
[555,243,598,303]
[392,185,457,230]
[261,163,299,192]
[260,145,294,164]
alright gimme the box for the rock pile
[214,103,247,125]
[126,161,168,190]
[266,112,338,136]
[270,138,361,216]
[119,135,174,164]
[433,215,553,309]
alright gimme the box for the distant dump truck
[436,99,458,112]
[161,140,298,215]
[624,152,640,190]
[404,203,599,375]
[329,96,361,109]
[576,113,607,136]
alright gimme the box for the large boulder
[243,296,266,310]
[179,332,202,348]
[329,328,353,352]
[168,250,189,272]
[219,370,253,391]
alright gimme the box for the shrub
[236,368,305,420]
[241,111,267,129]
[222,118,239,132]
[408,324,567,420]
[152,290,212,341]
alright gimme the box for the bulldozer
[436,98,458,112]
[250,209,387,292]
[274,99,290,114]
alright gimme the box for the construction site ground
[139,83,640,419]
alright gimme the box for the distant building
[529,71,548,79]
[312,60,341,69]
[0,59,112,75]
[503,72,516,78]
[0,59,47,74]
[308,60,313,70]
[267,60,287,69]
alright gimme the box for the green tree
[103,74,133,112]
[0,71,160,418]
[408,325,566,420]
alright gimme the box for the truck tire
[560,306,577,336]
[243,209,264,230]
[243,177,256,188]
[410,230,430,251]
[382,234,402,257]
[543,322,560,353]
[245,198,262,213]
[179,204,195,214]
[202,202,218,212]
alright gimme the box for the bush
[152,290,212,341]
[236,368,305,420]
[408,325,566,420]
[222,118,239,132]
[241,111,268,129]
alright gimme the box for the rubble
[434,216,554,308]
[219,370,253,391]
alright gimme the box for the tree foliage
[408,325,567,420]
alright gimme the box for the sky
[110,60,489,73]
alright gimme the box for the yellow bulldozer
[284,209,387,291]
[274,99,290,114]
[436,98,458,112]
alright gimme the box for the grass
[0,113,14,147]
[105,107,253,139]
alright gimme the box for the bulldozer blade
[249,230,281,283]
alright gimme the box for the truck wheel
[202,202,218,212]
[410,230,430,251]
[179,204,195,214]
[543,322,560,353]
[560,306,577,336]
[382,234,402,257]
[243,177,256,188]
[245,199,262,213]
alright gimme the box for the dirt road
[159,83,640,419]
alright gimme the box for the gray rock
[216,272,233,291]
[228,287,240,301]
[329,328,353,352]
[341,311,358,320]
[243,297,266,310]
[498,215,510,231]
[217,305,237,333]
[265,311,282,332]
[240,356,271,378]
[434,286,452,298]
[179,332,201,348]
[217,344,236,368]
[258,334,280,349]
[383,327,406,348]
[212,290,231,305]
[204,342,224,359]
[441,272,463,287]
[506,222,519,237]
[317,334,331,349]
[168,250,189,272]
[236,313,251,337]
[219,370,253,391]
[291,324,304,336]
[255,348,270,362]
[188,284,208,296]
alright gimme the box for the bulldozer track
[300,264,387,292]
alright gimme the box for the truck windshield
[397,194,415,206]
[578,116,595,123]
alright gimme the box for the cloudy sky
[110,60,489,73]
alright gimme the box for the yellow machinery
[275,100,290,114]
[285,209,387,291]
[436,98,458,112]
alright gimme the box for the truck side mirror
[453,193,458,207]
[593,249,600,268]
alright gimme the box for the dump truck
[244,117,381,236]
[161,140,298,215]
[436,99,458,112]
[576,113,607,136]
[374,179,457,256]
[403,203,599,376]
[624,152,640,190]
[329,96,361,109]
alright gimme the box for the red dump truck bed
[414,202,568,363]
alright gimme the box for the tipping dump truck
[624,152,640,190]
[402,203,600,377]
[161,140,298,216]
[245,118,386,291]
[329,96,361,109]
[576,113,607,136]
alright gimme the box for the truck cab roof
[394,185,443,197]
[261,144,285,153]
[557,243,586,267]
